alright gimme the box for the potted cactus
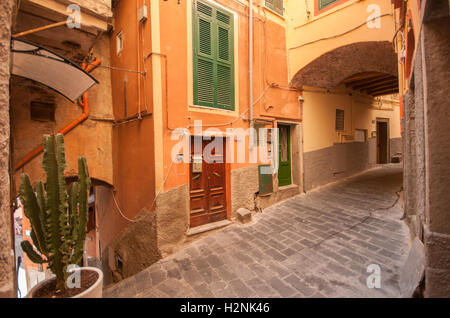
[20,134,103,298]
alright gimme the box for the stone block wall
[421,9,450,297]
[401,0,450,297]
[102,184,189,285]
[304,137,403,192]
[231,166,259,217]
[0,0,15,298]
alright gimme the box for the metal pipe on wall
[249,0,254,146]
[14,59,102,171]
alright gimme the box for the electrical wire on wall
[85,63,145,74]
[106,1,301,224]
[289,13,394,51]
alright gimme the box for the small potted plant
[20,134,103,298]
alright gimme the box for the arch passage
[291,41,398,90]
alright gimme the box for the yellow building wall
[286,0,396,79]
[303,86,400,153]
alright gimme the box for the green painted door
[278,124,292,186]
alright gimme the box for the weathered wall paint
[286,0,396,78]
[11,1,115,287]
[159,0,301,193]
[108,0,157,257]
[11,34,114,189]
[0,0,15,299]
[286,0,402,193]
[302,86,401,153]
[104,0,302,280]
[392,0,450,297]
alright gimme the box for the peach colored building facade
[105,0,303,283]
[11,0,403,288]
[103,0,402,283]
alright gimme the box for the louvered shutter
[319,0,339,10]
[274,0,284,16]
[193,1,234,110]
[194,1,215,107]
[265,0,275,11]
[215,10,234,109]
[265,0,284,16]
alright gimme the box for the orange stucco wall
[157,0,301,193]
[106,0,157,249]
[106,0,300,243]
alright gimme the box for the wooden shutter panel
[265,0,275,11]
[319,0,339,10]
[216,9,233,109]
[194,1,215,106]
[274,0,284,15]
[193,1,234,110]
[335,109,345,131]
[265,0,284,16]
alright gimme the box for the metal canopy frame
[11,37,99,102]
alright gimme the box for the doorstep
[278,184,299,192]
[186,219,232,236]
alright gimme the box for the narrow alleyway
[104,164,410,298]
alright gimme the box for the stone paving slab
[104,165,410,298]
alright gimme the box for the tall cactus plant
[20,134,91,292]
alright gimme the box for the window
[335,109,345,131]
[30,101,55,122]
[193,0,234,110]
[116,31,123,55]
[254,122,273,158]
[265,0,284,16]
[318,0,340,11]
[279,126,289,162]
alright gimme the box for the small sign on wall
[355,129,367,142]
[192,155,203,173]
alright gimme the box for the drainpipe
[14,59,101,171]
[249,0,254,144]
[299,95,306,194]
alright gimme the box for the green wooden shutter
[193,0,234,110]
[265,0,284,16]
[194,1,215,107]
[274,0,284,15]
[216,9,234,109]
[319,0,339,10]
[265,0,275,11]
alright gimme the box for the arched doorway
[290,41,401,191]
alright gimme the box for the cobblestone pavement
[104,165,411,298]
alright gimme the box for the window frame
[335,109,345,131]
[30,101,55,122]
[315,0,351,16]
[264,0,285,17]
[192,0,235,111]
[116,31,123,55]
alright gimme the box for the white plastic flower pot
[27,267,103,298]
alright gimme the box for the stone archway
[290,41,398,89]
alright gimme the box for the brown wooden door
[376,121,388,164]
[189,137,227,228]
